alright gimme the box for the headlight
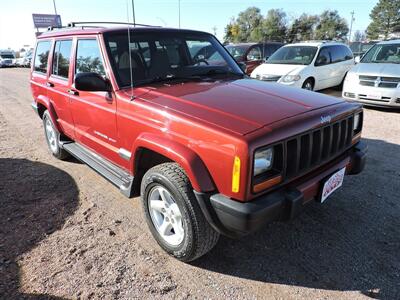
[281,75,301,83]
[353,113,361,131]
[254,148,273,176]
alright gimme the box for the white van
[343,40,400,108]
[0,50,16,67]
[251,41,355,91]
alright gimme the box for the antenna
[132,0,136,26]
[126,0,135,100]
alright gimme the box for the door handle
[46,82,54,87]
[68,89,79,96]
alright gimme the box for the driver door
[69,37,121,164]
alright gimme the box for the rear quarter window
[34,40,52,73]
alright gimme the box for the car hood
[136,78,343,135]
[351,62,400,77]
[252,64,307,76]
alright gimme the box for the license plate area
[320,167,346,203]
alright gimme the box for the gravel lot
[0,68,399,300]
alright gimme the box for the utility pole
[178,0,181,28]
[349,11,355,44]
[212,26,217,36]
[52,0,58,15]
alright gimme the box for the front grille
[284,115,354,179]
[256,74,281,82]
[359,75,400,89]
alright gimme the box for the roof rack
[67,21,160,28]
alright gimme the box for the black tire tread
[141,162,219,261]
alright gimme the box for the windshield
[267,46,317,65]
[0,54,15,59]
[104,31,243,88]
[361,43,400,64]
[225,45,247,59]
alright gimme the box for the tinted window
[52,40,72,78]
[75,39,105,75]
[34,41,52,73]
[263,44,283,58]
[330,45,353,63]
[315,47,331,66]
[342,46,354,60]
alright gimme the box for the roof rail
[67,21,160,28]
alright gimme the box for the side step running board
[61,142,134,198]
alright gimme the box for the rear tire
[43,110,69,160]
[141,163,219,262]
[302,78,314,91]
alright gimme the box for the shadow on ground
[0,158,79,299]
[194,138,400,300]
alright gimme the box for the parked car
[225,42,284,74]
[343,39,400,108]
[251,41,355,91]
[31,24,366,261]
[0,50,16,67]
[16,51,32,67]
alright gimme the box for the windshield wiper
[196,69,244,77]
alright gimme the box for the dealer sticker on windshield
[320,167,346,203]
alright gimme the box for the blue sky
[0,0,378,50]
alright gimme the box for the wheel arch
[131,133,215,195]
[36,96,62,132]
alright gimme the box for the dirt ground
[0,68,399,300]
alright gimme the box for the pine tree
[367,0,400,40]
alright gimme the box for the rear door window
[34,40,52,73]
[75,39,105,76]
[52,40,72,79]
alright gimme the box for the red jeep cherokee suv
[31,23,367,261]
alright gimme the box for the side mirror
[238,61,247,72]
[75,72,111,92]
[354,56,361,64]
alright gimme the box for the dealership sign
[32,14,62,28]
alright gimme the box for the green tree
[366,0,400,40]
[288,13,319,42]
[314,10,349,41]
[260,9,288,42]
[353,30,366,42]
[225,7,263,42]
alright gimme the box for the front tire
[141,163,219,262]
[43,110,69,160]
[302,78,314,91]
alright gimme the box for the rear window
[52,40,72,79]
[34,41,52,73]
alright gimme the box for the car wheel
[43,110,69,160]
[302,78,314,91]
[141,162,220,262]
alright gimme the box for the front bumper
[195,141,367,238]
[343,81,400,108]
